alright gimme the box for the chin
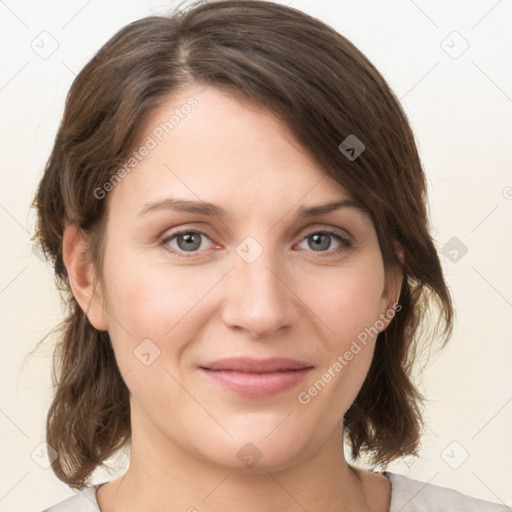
[194,426,312,474]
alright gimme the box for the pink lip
[199,357,314,398]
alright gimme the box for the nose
[221,245,299,339]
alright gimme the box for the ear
[378,245,404,330]
[62,223,109,331]
[383,264,403,310]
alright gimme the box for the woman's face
[91,84,400,471]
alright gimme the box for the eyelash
[160,228,353,258]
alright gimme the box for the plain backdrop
[1,0,511,510]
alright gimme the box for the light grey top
[41,471,511,511]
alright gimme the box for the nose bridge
[222,234,295,337]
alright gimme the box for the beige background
[1,0,511,510]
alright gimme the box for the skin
[63,84,402,512]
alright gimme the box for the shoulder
[40,484,101,512]
[38,474,511,512]
[384,471,511,512]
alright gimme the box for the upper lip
[200,357,313,373]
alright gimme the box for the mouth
[199,357,314,398]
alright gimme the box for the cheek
[295,260,386,408]
[101,229,386,391]
[102,239,386,353]
[100,244,224,369]
[307,260,386,345]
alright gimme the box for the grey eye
[165,231,212,254]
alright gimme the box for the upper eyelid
[163,222,351,237]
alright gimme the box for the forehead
[109,84,358,219]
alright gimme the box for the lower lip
[200,368,313,398]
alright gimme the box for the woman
[33,1,509,510]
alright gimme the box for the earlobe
[62,223,109,331]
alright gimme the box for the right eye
[161,229,215,257]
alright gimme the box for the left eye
[297,230,351,254]
[161,229,351,257]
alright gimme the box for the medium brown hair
[33,0,453,489]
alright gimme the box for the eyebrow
[137,197,367,219]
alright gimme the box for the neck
[106,407,375,512]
